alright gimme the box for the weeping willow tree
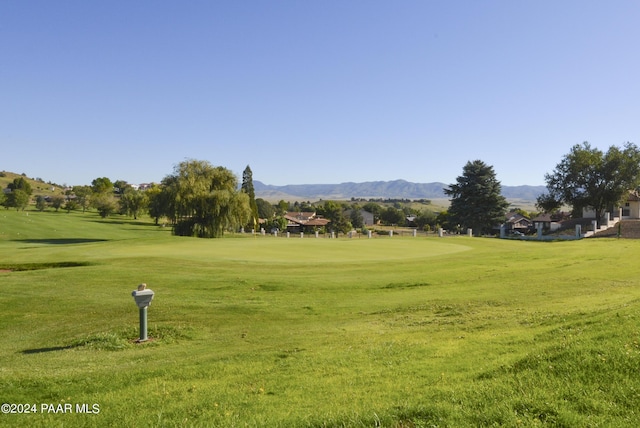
[163,159,250,238]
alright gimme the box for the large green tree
[4,177,33,210]
[538,142,640,225]
[72,185,93,213]
[165,159,251,238]
[8,177,32,195]
[146,184,170,225]
[5,189,30,211]
[119,188,148,219]
[91,177,113,194]
[414,209,438,231]
[379,206,405,226]
[444,160,508,235]
[92,193,118,218]
[318,201,351,234]
[256,198,275,220]
[50,194,65,211]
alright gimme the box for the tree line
[4,142,639,238]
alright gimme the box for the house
[138,183,154,191]
[284,212,330,233]
[531,213,565,232]
[344,209,375,226]
[504,212,533,233]
[582,190,640,220]
[621,191,640,219]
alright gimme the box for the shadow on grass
[90,219,160,227]
[20,326,196,354]
[0,261,95,271]
[21,346,76,354]
[12,238,108,245]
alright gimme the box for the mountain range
[254,180,546,202]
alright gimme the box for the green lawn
[1,209,640,426]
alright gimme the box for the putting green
[98,235,473,264]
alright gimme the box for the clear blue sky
[2,1,639,187]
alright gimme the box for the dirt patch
[593,220,640,239]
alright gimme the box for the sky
[2,1,640,187]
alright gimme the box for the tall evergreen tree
[444,160,508,236]
[241,165,259,231]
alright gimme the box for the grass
[1,209,640,426]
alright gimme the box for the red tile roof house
[283,212,330,233]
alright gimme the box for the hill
[0,171,66,198]
[254,179,545,201]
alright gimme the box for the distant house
[284,211,330,232]
[138,183,154,191]
[504,212,533,233]
[531,213,565,232]
[344,209,375,226]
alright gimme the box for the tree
[256,198,275,220]
[241,165,259,231]
[155,175,180,225]
[50,194,65,212]
[36,195,47,211]
[146,185,169,224]
[64,199,79,213]
[4,177,33,210]
[72,185,93,213]
[362,202,382,223]
[113,180,131,195]
[537,142,640,225]
[414,209,438,231]
[380,206,405,226]
[92,193,117,218]
[318,201,351,234]
[5,189,30,211]
[120,188,148,219]
[444,160,509,235]
[91,177,113,194]
[349,208,364,229]
[8,177,32,195]
[275,200,289,216]
[165,159,250,238]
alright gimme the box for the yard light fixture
[131,283,154,342]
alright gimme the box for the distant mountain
[254,180,546,201]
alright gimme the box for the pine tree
[444,160,508,236]
[241,165,259,231]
